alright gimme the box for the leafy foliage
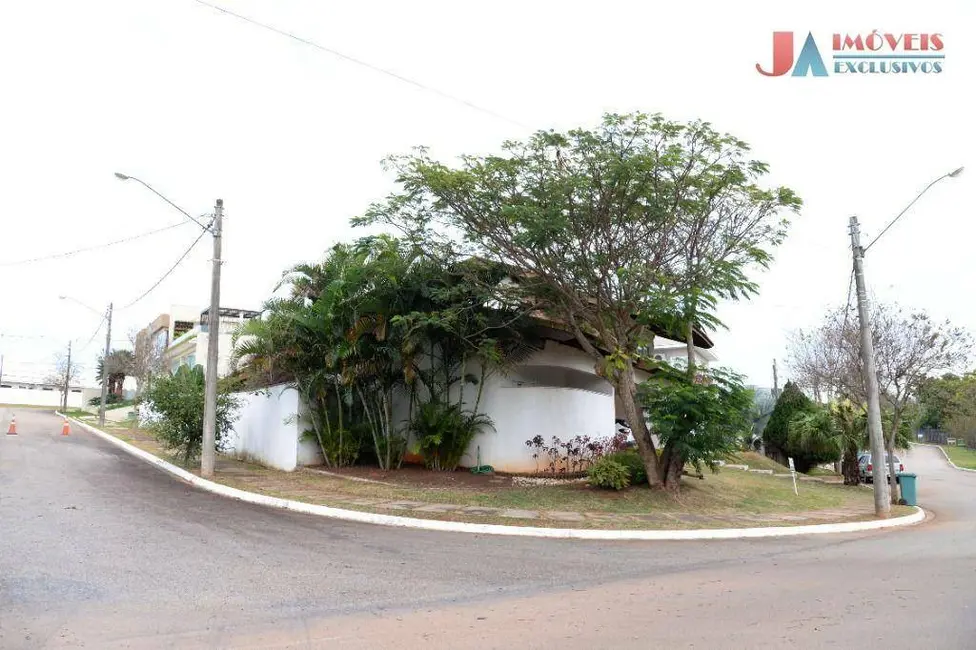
[587,457,631,490]
[233,235,535,470]
[524,432,629,474]
[358,112,801,491]
[604,450,648,485]
[410,400,494,471]
[639,364,753,480]
[763,381,814,460]
[143,365,240,465]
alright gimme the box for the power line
[77,317,107,352]
[123,227,210,309]
[193,0,528,129]
[0,221,192,267]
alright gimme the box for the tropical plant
[97,349,135,397]
[143,365,239,465]
[233,235,535,470]
[639,364,754,479]
[410,400,493,470]
[604,449,648,485]
[588,457,631,490]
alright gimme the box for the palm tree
[96,349,135,397]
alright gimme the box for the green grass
[807,467,841,477]
[942,445,976,470]
[731,451,789,473]
[216,462,875,519]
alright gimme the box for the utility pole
[63,341,72,411]
[98,303,113,427]
[772,359,780,398]
[0,354,4,387]
[849,215,891,518]
[201,199,223,479]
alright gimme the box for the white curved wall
[464,381,615,472]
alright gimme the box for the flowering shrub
[524,431,630,474]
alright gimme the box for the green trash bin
[897,473,918,506]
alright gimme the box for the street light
[60,295,113,426]
[864,167,964,252]
[115,172,224,479]
[849,166,964,515]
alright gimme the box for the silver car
[857,452,905,483]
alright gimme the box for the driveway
[2,408,974,648]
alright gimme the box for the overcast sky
[1,0,972,387]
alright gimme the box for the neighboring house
[164,307,260,377]
[137,305,260,378]
[0,378,91,408]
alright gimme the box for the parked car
[857,452,906,483]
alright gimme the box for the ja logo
[756,32,828,77]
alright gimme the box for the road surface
[2,408,974,648]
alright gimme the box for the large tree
[358,112,800,491]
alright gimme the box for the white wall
[395,340,618,473]
[223,383,323,471]
[465,377,616,472]
[0,386,84,408]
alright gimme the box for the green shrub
[410,400,493,471]
[88,393,127,407]
[143,366,240,464]
[587,457,631,490]
[605,450,648,484]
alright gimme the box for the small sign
[788,457,798,496]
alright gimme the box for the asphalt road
[2,408,974,649]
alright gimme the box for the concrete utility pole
[98,303,113,427]
[201,199,223,479]
[849,216,890,518]
[63,341,72,411]
[772,359,780,398]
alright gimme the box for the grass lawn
[731,451,789,473]
[941,445,976,470]
[807,467,841,477]
[73,416,914,529]
[213,459,901,529]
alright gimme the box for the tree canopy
[357,112,801,491]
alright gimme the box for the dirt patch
[319,464,581,490]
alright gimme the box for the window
[173,320,195,338]
[186,354,196,367]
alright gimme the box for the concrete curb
[914,442,976,473]
[62,413,927,541]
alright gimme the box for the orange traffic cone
[6,416,16,435]
[61,418,70,436]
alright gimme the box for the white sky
[1,0,973,387]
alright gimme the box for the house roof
[462,257,715,350]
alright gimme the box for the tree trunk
[842,445,860,486]
[612,362,662,487]
[661,442,683,494]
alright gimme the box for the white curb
[62,413,927,541]
[914,442,976,473]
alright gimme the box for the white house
[138,305,260,378]
[395,325,716,473]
